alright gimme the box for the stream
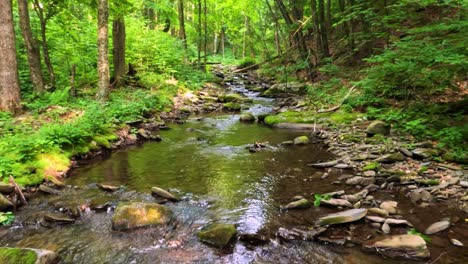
[0,74,466,263]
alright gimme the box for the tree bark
[318,0,330,58]
[0,0,22,113]
[203,0,207,71]
[112,17,126,88]
[197,0,201,67]
[96,0,110,101]
[18,0,45,94]
[32,0,55,88]
[178,0,187,49]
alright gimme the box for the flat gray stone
[316,208,367,226]
[425,220,450,235]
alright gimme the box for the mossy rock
[415,179,439,186]
[264,111,361,126]
[223,102,241,111]
[220,93,251,103]
[197,223,237,248]
[293,136,310,145]
[239,113,256,122]
[366,120,391,136]
[0,247,58,264]
[112,202,173,230]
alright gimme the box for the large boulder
[365,120,391,136]
[112,202,172,230]
[0,193,13,211]
[0,247,58,264]
[197,223,237,248]
[262,82,307,96]
[363,235,430,260]
[316,208,367,226]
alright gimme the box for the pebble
[450,238,464,247]
[363,171,376,177]
[382,222,390,234]
[459,181,468,188]
[380,201,398,214]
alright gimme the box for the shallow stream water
[0,76,466,263]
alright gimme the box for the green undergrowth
[366,105,467,163]
[0,85,178,186]
[264,110,362,126]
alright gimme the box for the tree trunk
[326,0,331,33]
[112,17,126,88]
[197,0,201,67]
[203,0,207,71]
[18,0,45,94]
[96,0,110,101]
[178,0,187,49]
[32,0,55,88]
[318,0,330,58]
[311,0,322,62]
[0,0,22,113]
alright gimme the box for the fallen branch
[9,176,28,206]
[317,85,356,113]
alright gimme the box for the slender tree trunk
[348,0,355,52]
[221,26,225,57]
[311,0,322,62]
[326,0,331,33]
[96,0,110,101]
[265,0,282,54]
[112,17,126,88]
[0,0,22,113]
[197,0,201,67]
[203,0,207,71]
[178,0,187,49]
[70,64,76,97]
[32,0,55,88]
[318,0,330,58]
[18,0,45,94]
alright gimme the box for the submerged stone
[197,223,237,248]
[239,113,255,122]
[316,208,367,226]
[363,235,430,260]
[96,183,119,192]
[112,202,172,230]
[293,136,309,145]
[43,213,75,224]
[151,187,180,202]
[0,247,58,264]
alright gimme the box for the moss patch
[264,110,362,126]
[0,248,37,264]
[362,162,381,171]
